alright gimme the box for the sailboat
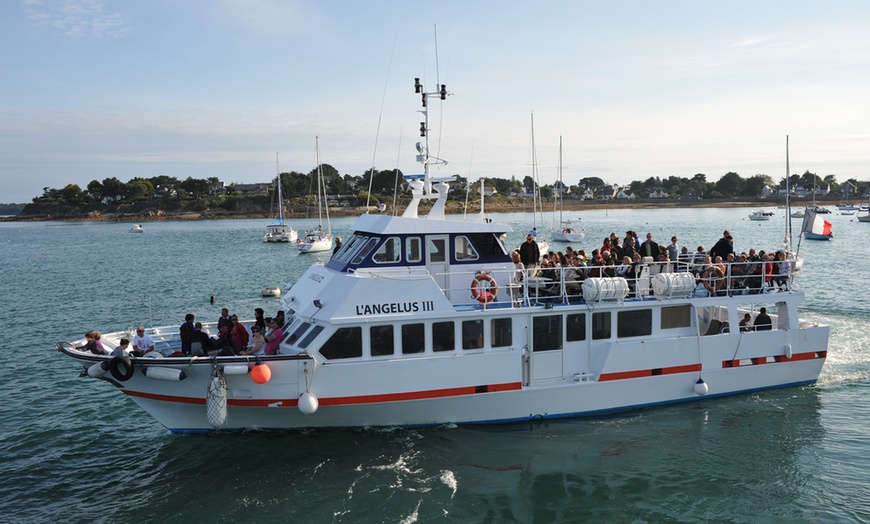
[837,181,858,213]
[550,136,584,243]
[297,136,333,253]
[263,154,297,243]
[528,113,549,255]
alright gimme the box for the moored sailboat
[297,136,333,254]
[263,155,297,243]
[551,136,584,244]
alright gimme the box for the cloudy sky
[2,0,870,203]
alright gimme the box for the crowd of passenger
[75,306,287,358]
[513,229,794,300]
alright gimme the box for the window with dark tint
[618,309,652,338]
[287,322,311,344]
[491,318,512,347]
[661,305,691,329]
[298,325,324,349]
[592,312,611,340]
[433,321,454,351]
[370,325,394,356]
[428,238,446,263]
[468,233,506,257]
[532,315,562,351]
[566,313,586,342]
[462,320,484,349]
[320,327,362,359]
[407,237,422,263]
[402,323,425,354]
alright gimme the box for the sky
[2,0,870,203]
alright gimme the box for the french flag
[801,209,833,236]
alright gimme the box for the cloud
[23,0,131,39]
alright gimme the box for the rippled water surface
[1,207,867,523]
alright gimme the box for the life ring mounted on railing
[702,266,725,293]
[470,272,498,304]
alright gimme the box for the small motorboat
[261,286,281,297]
[130,224,144,233]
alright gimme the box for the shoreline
[2,197,837,223]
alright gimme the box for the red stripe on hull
[123,381,524,407]
[598,363,702,382]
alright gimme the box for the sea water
[0,207,867,523]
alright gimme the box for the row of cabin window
[334,233,501,266]
[317,305,692,360]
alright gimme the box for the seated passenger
[210,324,236,356]
[190,322,211,356]
[739,313,753,332]
[263,318,283,355]
[240,326,266,356]
[230,315,249,353]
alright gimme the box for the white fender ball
[298,392,319,414]
[694,378,709,396]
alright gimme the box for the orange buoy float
[250,362,272,384]
[470,273,498,304]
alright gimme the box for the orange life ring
[702,266,725,292]
[470,273,498,304]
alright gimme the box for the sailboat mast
[316,135,331,236]
[785,135,791,247]
[530,113,539,231]
[559,136,563,225]
[276,152,284,224]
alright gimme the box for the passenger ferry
[56,80,829,433]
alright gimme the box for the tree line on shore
[10,164,866,218]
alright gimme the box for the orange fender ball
[251,363,272,384]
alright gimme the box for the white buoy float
[206,375,227,428]
[222,364,250,375]
[298,392,319,414]
[87,361,108,378]
[261,286,281,297]
[143,366,187,381]
[694,378,709,396]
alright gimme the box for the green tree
[61,184,84,205]
[715,172,745,197]
[87,180,104,201]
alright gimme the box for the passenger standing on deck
[518,232,540,275]
[217,308,233,334]
[710,232,735,261]
[754,307,773,331]
[640,233,659,260]
[230,315,249,353]
[667,237,679,268]
[254,308,266,332]
[179,313,195,356]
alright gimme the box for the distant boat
[550,137,584,244]
[261,286,281,298]
[298,136,333,254]
[790,209,805,219]
[748,210,770,221]
[130,224,144,233]
[263,154,298,243]
[801,208,833,240]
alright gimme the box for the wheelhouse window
[370,325,394,357]
[336,235,367,263]
[566,313,586,342]
[462,320,484,350]
[407,237,422,263]
[454,235,479,261]
[320,327,362,360]
[433,321,454,351]
[617,309,652,338]
[661,305,691,329]
[491,318,512,347]
[592,312,611,340]
[298,325,324,349]
[373,237,401,264]
[532,315,562,351]
[286,321,311,344]
[352,237,380,265]
[428,238,446,263]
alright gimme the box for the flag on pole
[801,209,833,236]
